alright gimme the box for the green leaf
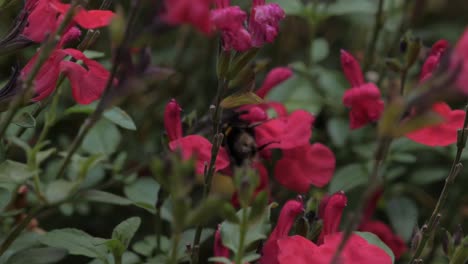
[132,235,170,256]
[124,178,159,213]
[385,197,418,242]
[268,0,303,15]
[221,206,271,254]
[45,180,75,204]
[65,102,98,115]
[13,112,36,128]
[327,118,349,147]
[5,247,67,264]
[112,217,141,249]
[220,92,263,109]
[329,164,368,193]
[0,186,12,211]
[81,190,133,205]
[355,232,395,263]
[310,38,329,63]
[409,168,447,184]
[208,257,232,264]
[326,0,377,16]
[39,228,109,259]
[103,107,137,130]
[82,119,121,155]
[0,160,36,184]
[83,50,105,59]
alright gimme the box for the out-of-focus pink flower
[317,191,347,244]
[248,0,285,47]
[211,0,252,51]
[256,67,293,99]
[164,99,183,141]
[260,200,304,264]
[231,163,269,208]
[260,197,392,264]
[163,0,212,34]
[453,28,468,94]
[238,106,268,123]
[22,0,114,43]
[273,144,335,193]
[169,135,230,175]
[21,28,109,104]
[255,110,314,151]
[341,50,384,129]
[406,102,465,146]
[419,40,449,82]
[214,225,230,263]
[275,233,392,264]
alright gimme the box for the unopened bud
[453,224,463,247]
[217,50,231,79]
[411,227,422,253]
[441,229,451,256]
[296,216,310,237]
[405,37,422,68]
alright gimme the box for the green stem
[363,0,385,73]
[191,78,228,264]
[0,205,43,256]
[113,252,122,264]
[169,232,181,264]
[450,236,468,264]
[234,208,248,264]
[409,104,468,263]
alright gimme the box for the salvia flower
[165,99,230,175]
[20,27,110,104]
[317,191,347,244]
[211,0,252,51]
[453,27,468,94]
[22,0,114,43]
[163,0,212,34]
[405,40,466,147]
[341,50,384,129]
[248,0,285,47]
[260,197,392,264]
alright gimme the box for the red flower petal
[164,99,183,141]
[59,49,110,104]
[255,110,314,150]
[340,50,365,87]
[256,67,293,99]
[50,0,114,28]
[317,191,347,243]
[248,2,285,47]
[22,0,59,42]
[406,102,465,146]
[211,5,251,51]
[22,49,66,102]
[163,0,212,34]
[342,83,384,129]
[261,200,304,264]
[169,135,230,175]
[274,143,335,193]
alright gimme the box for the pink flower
[211,0,252,51]
[213,225,230,263]
[317,191,347,244]
[273,144,335,193]
[248,0,285,47]
[21,28,110,104]
[405,102,465,146]
[164,99,183,141]
[275,233,392,264]
[260,200,304,264]
[165,99,230,175]
[260,197,392,264]
[341,50,384,129]
[22,0,114,43]
[256,67,293,99]
[419,40,449,82]
[453,27,468,94]
[169,135,230,175]
[163,0,212,34]
[255,110,314,150]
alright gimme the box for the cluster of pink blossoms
[164,0,285,51]
[19,0,114,104]
[341,37,466,146]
